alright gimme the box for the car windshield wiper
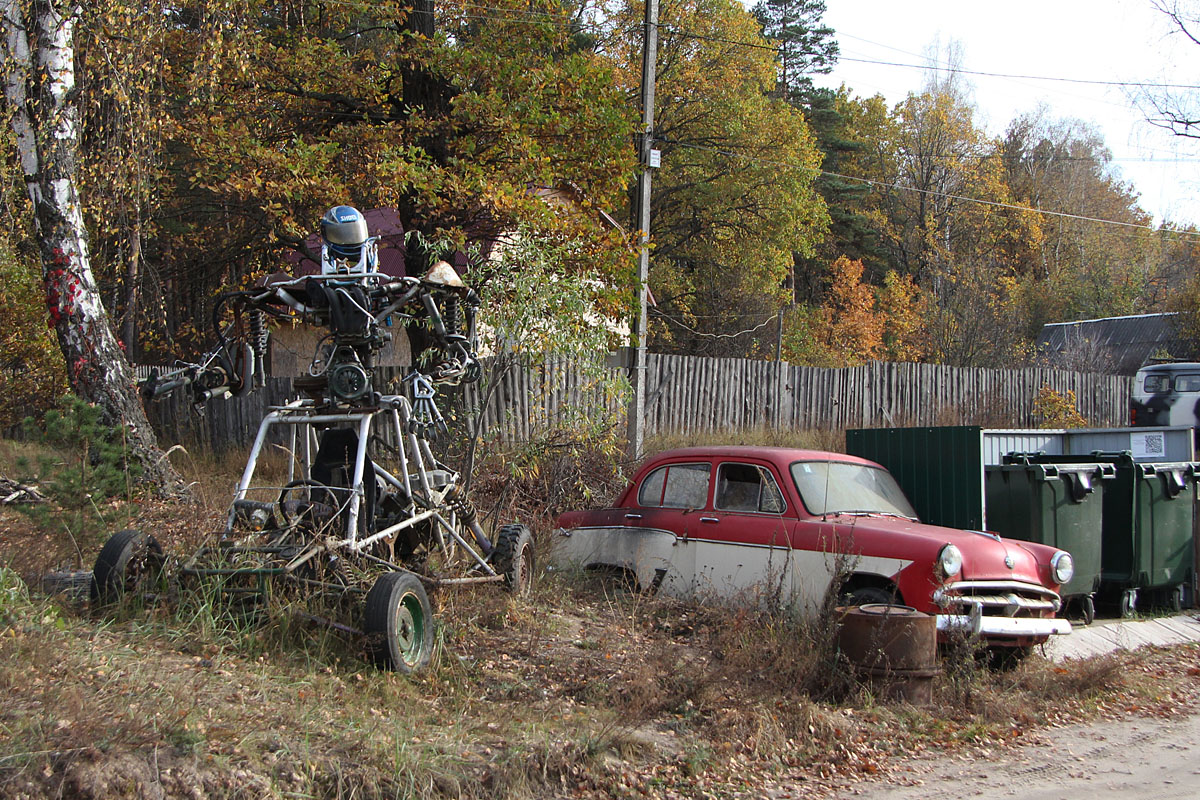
[830,509,917,521]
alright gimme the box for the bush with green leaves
[14,394,141,552]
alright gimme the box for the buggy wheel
[364,571,433,673]
[492,524,535,596]
[91,529,164,605]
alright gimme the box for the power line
[659,24,1200,91]
[834,55,1200,91]
[668,140,1200,238]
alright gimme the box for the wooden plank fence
[136,357,1134,451]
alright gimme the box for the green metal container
[846,426,987,531]
[1026,452,1198,614]
[984,455,1113,612]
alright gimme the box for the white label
[1131,432,1166,458]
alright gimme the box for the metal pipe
[432,512,494,573]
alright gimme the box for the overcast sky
[808,0,1200,226]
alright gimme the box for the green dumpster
[1026,452,1198,616]
[984,455,1114,624]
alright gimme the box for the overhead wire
[650,307,779,339]
[657,23,1200,90]
[667,140,1200,239]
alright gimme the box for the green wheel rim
[396,591,427,667]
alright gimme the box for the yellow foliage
[0,247,67,426]
[783,257,929,367]
[1032,386,1088,429]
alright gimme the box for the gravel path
[835,711,1200,800]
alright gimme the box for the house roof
[1037,312,1195,374]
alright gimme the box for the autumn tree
[603,0,828,357]
[1001,109,1167,347]
[782,255,882,365]
[1,0,180,490]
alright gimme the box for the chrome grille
[933,580,1061,617]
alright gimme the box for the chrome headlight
[1051,551,1075,585]
[937,544,963,579]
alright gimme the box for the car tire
[988,645,1032,670]
[363,571,434,673]
[91,529,164,605]
[843,584,896,607]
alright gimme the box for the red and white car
[554,446,1073,646]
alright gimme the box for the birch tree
[1,0,180,493]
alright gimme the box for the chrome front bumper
[936,608,1072,637]
[933,581,1072,638]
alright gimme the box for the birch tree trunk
[2,0,182,494]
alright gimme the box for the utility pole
[628,0,658,460]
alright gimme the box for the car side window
[638,463,711,509]
[1144,374,1171,393]
[715,462,785,514]
[1176,374,1200,392]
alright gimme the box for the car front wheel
[843,584,896,607]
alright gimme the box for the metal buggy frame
[91,229,533,673]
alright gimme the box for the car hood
[824,514,1050,586]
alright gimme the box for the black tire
[1081,594,1096,626]
[1120,589,1138,618]
[988,645,1033,670]
[363,571,433,673]
[492,524,535,596]
[843,585,895,607]
[91,529,164,605]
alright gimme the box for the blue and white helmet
[320,205,369,262]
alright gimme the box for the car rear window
[638,463,710,509]
[715,462,785,514]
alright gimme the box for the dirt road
[836,710,1200,800]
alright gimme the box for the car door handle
[699,517,719,524]
[624,513,643,520]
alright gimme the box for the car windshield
[790,460,918,519]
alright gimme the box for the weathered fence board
[137,357,1136,451]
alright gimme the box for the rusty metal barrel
[836,604,939,705]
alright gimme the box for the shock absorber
[444,482,477,524]
[443,295,461,338]
[250,309,268,388]
[445,483,492,553]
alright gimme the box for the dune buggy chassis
[91,240,533,673]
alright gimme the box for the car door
[620,460,711,595]
[690,460,795,604]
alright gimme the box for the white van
[1131,362,1200,428]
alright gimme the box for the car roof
[1138,362,1200,373]
[643,446,881,469]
